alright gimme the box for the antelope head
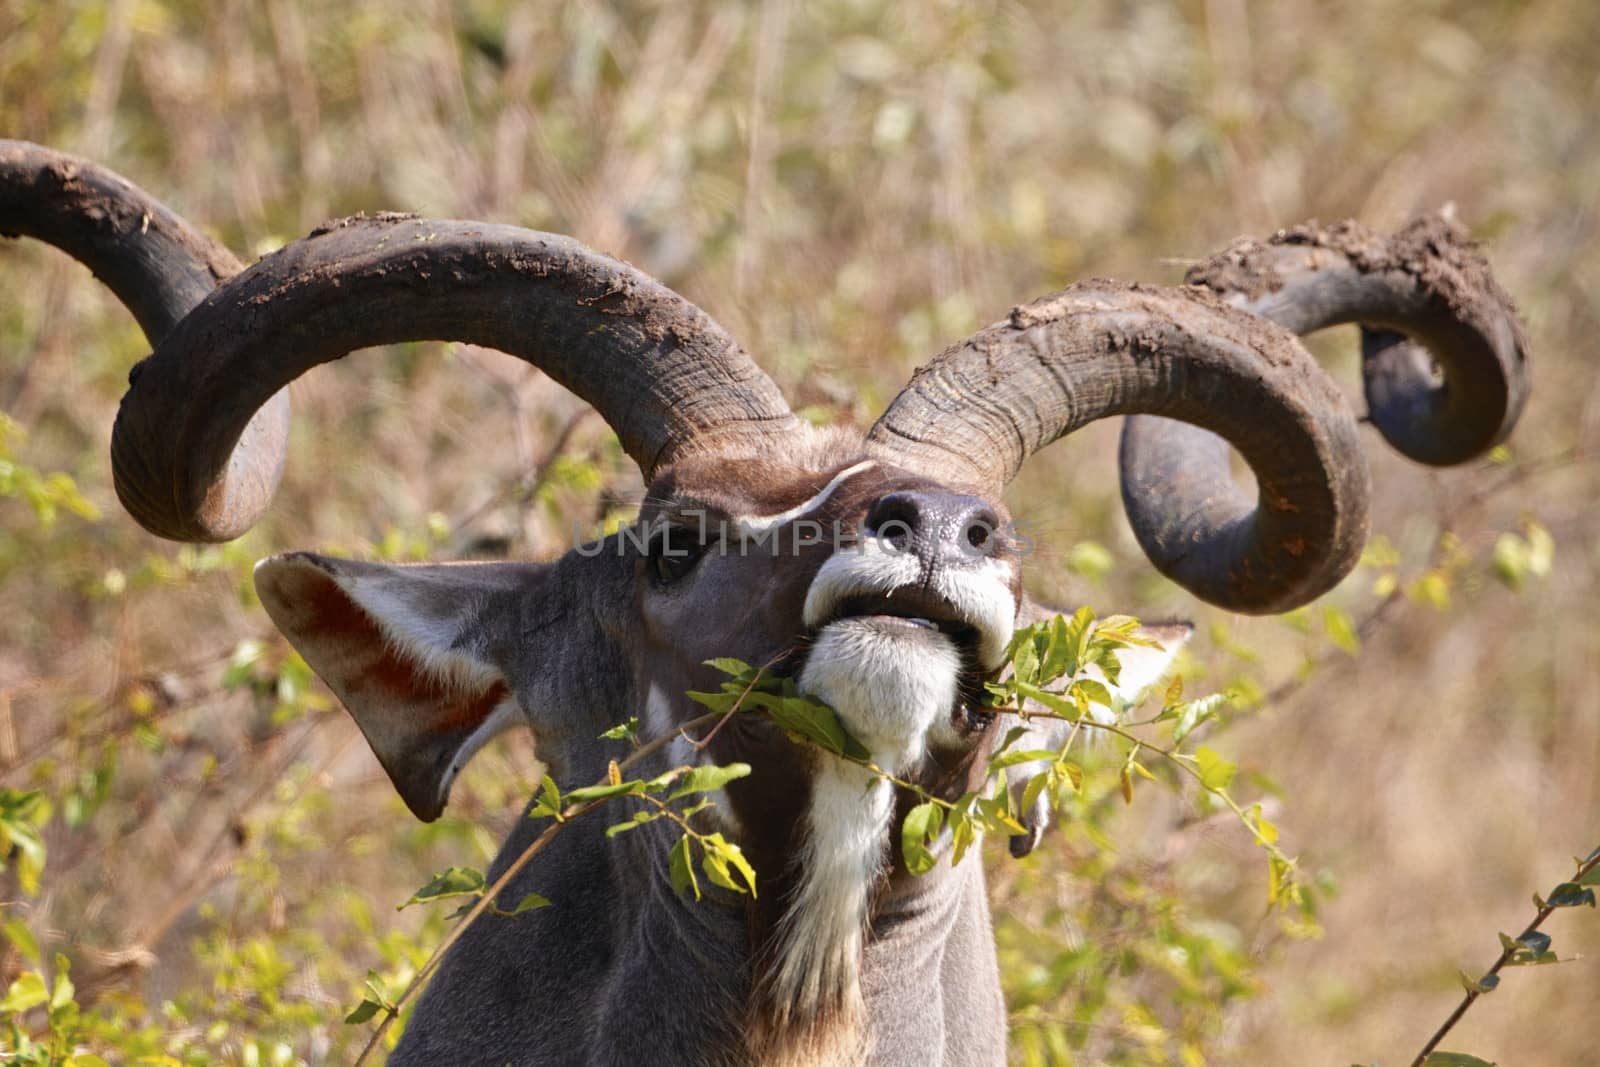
[1,140,1528,1065]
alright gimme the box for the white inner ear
[1088,624,1192,718]
[339,574,501,695]
[438,694,522,807]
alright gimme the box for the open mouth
[797,549,1017,746]
[831,588,981,646]
[819,587,999,734]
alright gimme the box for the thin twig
[685,646,799,751]
[1406,846,1600,1067]
[352,709,723,1063]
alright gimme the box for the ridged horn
[108,214,804,541]
[0,140,291,536]
[1181,215,1528,464]
[1116,216,1528,610]
[867,282,1370,614]
[0,140,241,343]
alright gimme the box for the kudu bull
[1,141,1527,1065]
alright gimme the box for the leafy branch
[351,603,1591,1065]
[1398,845,1600,1067]
[699,608,1299,912]
[972,608,1302,912]
[0,412,101,529]
[348,707,730,1062]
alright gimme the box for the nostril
[962,505,1001,556]
[880,520,912,550]
[866,491,1005,557]
[865,493,921,549]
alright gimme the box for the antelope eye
[648,524,710,585]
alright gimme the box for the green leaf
[1492,532,1529,589]
[686,688,741,714]
[529,775,563,820]
[2,919,40,966]
[703,657,755,679]
[1194,746,1238,791]
[1251,805,1279,846]
[901,801,943,876]
[1059,606,1095,681]
[1012,632,1041,687]
[49,954,73,1012]
[1013,681,1079,719]
[983,679,1016,708]
[698,832,758,896]
[1091,643,1123,688]
[667,762,752,800]
[974,792,1026,836]
[606,812,660,836]
[564,779,646,803]
[1020,770,1050,816]
[1546,882,1597,908]
[499,893,551,915]
[1051,760,1084,802]
[0,791,48,897]
[1164,674,1184,708]
[1094,614,1143,638]
[1411,570,1451,610]
[1171,693,1228,747]
[1456,970,1500,995]
[1514,929,1552,954]
[1267,854,1295,908]
[400,866,486,910]
[991,725,1029,759]
[1038,615,1072,683]
[1422,1053,1499,1066]
[949,807,979,866]
[1496,929,1557,967]
[1492,522,1551,592]
[669,834,700,900]
[344,998,384,1024]
[1322,604,1360,655]
[987,748,1058,771]
[598,717,639,742]
[749,690,871,761]
[1072,678,1113,710]
[0,971,47,1014]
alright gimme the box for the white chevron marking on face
[734,460,877,537]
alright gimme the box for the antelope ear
[1089,622,1194,705]
[254,552,530,822]
[1004,618,1191,858]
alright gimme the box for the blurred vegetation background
[1,0,1596,1063]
